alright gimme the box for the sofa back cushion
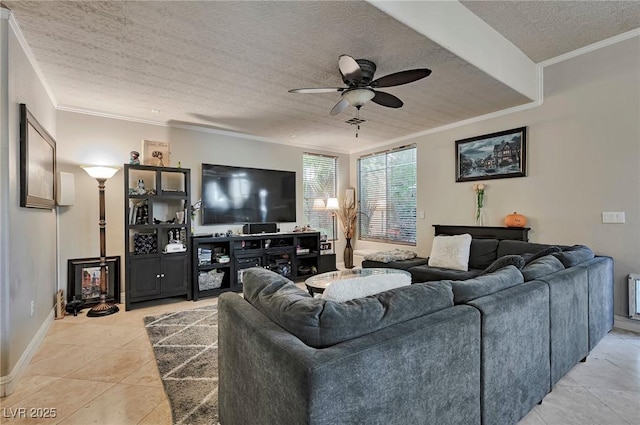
[552,245,595,268]
[479,254,525,276]
[522,255,565,281]
[242,267,454,348]
[447,265,525,304]
[428,233,472,271]
[497,240,558,258]
[468,238,500,270]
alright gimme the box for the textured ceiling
[5,1,640,153]
[461,0,640,63]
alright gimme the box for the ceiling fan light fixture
[343,89,375,107]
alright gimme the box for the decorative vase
[475,207,484,226]
[344,238,354,269]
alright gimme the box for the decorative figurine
[130,151,140,165]
[137,179,146,195]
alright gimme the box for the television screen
[201,164,296,225]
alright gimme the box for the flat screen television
[201,163,296,225]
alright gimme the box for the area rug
[144,305,219,425]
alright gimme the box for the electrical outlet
[30,300,35,316]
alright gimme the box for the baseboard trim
[0,308,55,397]
[613,314,640,334]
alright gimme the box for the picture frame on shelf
[19,104,57,209]
[455,127,527,182]
[141,140,170,167]
[67,256,121,306]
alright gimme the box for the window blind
[358,145,416,245]
[303,153,337,240]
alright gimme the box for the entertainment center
[192,231,335,300]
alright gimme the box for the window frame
[357,144,417,246]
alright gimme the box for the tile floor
[1,297,638,425]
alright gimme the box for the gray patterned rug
[144,305,219,425]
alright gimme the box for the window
[358,145,417,245]
[303,153,337,240]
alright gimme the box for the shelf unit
[191,232,321,300]
[124,164,191,310]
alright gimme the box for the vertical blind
[358,145,417,245]
[303,153,337,240]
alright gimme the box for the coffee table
[305,268,411,296]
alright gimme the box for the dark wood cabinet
[124,165,191,310]
[191,232,321,300]
[433,224,530,241]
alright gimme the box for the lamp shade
[343,89,375,107]
[81,165,120,180]
[325,197,340,210]
[312,198,326,210]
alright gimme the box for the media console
[191,231,335,300]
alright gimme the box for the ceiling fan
[289,54,431,116]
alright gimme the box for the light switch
[419,211,425,219]
[602,212,625,224]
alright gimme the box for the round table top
[305,267,411,291]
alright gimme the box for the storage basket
[199,270,224,290]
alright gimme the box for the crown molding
[8,14,57,106]
[540,28,640,68]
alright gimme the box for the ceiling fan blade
[330,98,350,116]
[371,91,403,108]
[289,87,345,94]
[338,55,362,85]
[372,68,432,88]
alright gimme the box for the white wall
[1,18,57,392]
[351,37,640,317]
[55,112,351,296]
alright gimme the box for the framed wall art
[67,256,121,306]
[20,104,57,208]
[455,126,527,182]
[142,140,170,167]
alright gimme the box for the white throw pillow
[428,234,472,271]
[322,274,411,303]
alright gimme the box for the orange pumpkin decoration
[505,212,527,228]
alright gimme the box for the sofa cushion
[362,257,429,271]
[363,249,418,263]
[428,233,472,271]
[522,246,562,264]
[479,254,525,275]
[322,273,411,302]
[409,265,482,283]
[242,267,454,348]
[552,245,595,268]
[497,240,557,258]
[447,265,525,304]
[522,255,565,281]
[468,239,499,270]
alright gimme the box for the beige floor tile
[60,383,166,425]
[137,400,173,425]
[1,378,114,424]
[120,360,163,387]
[587,387,640,425]
[0,376,62,408]
[29,342,76,365]
[119,334,154,352]
[23,345,113,378]
[565,356,640,392]
[66,348,155,383]
[535,385,629,425]
[518,408,547,425]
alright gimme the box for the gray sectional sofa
[217,239,614,425]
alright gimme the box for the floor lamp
[325,197,340,254]
[81,165,120,317]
